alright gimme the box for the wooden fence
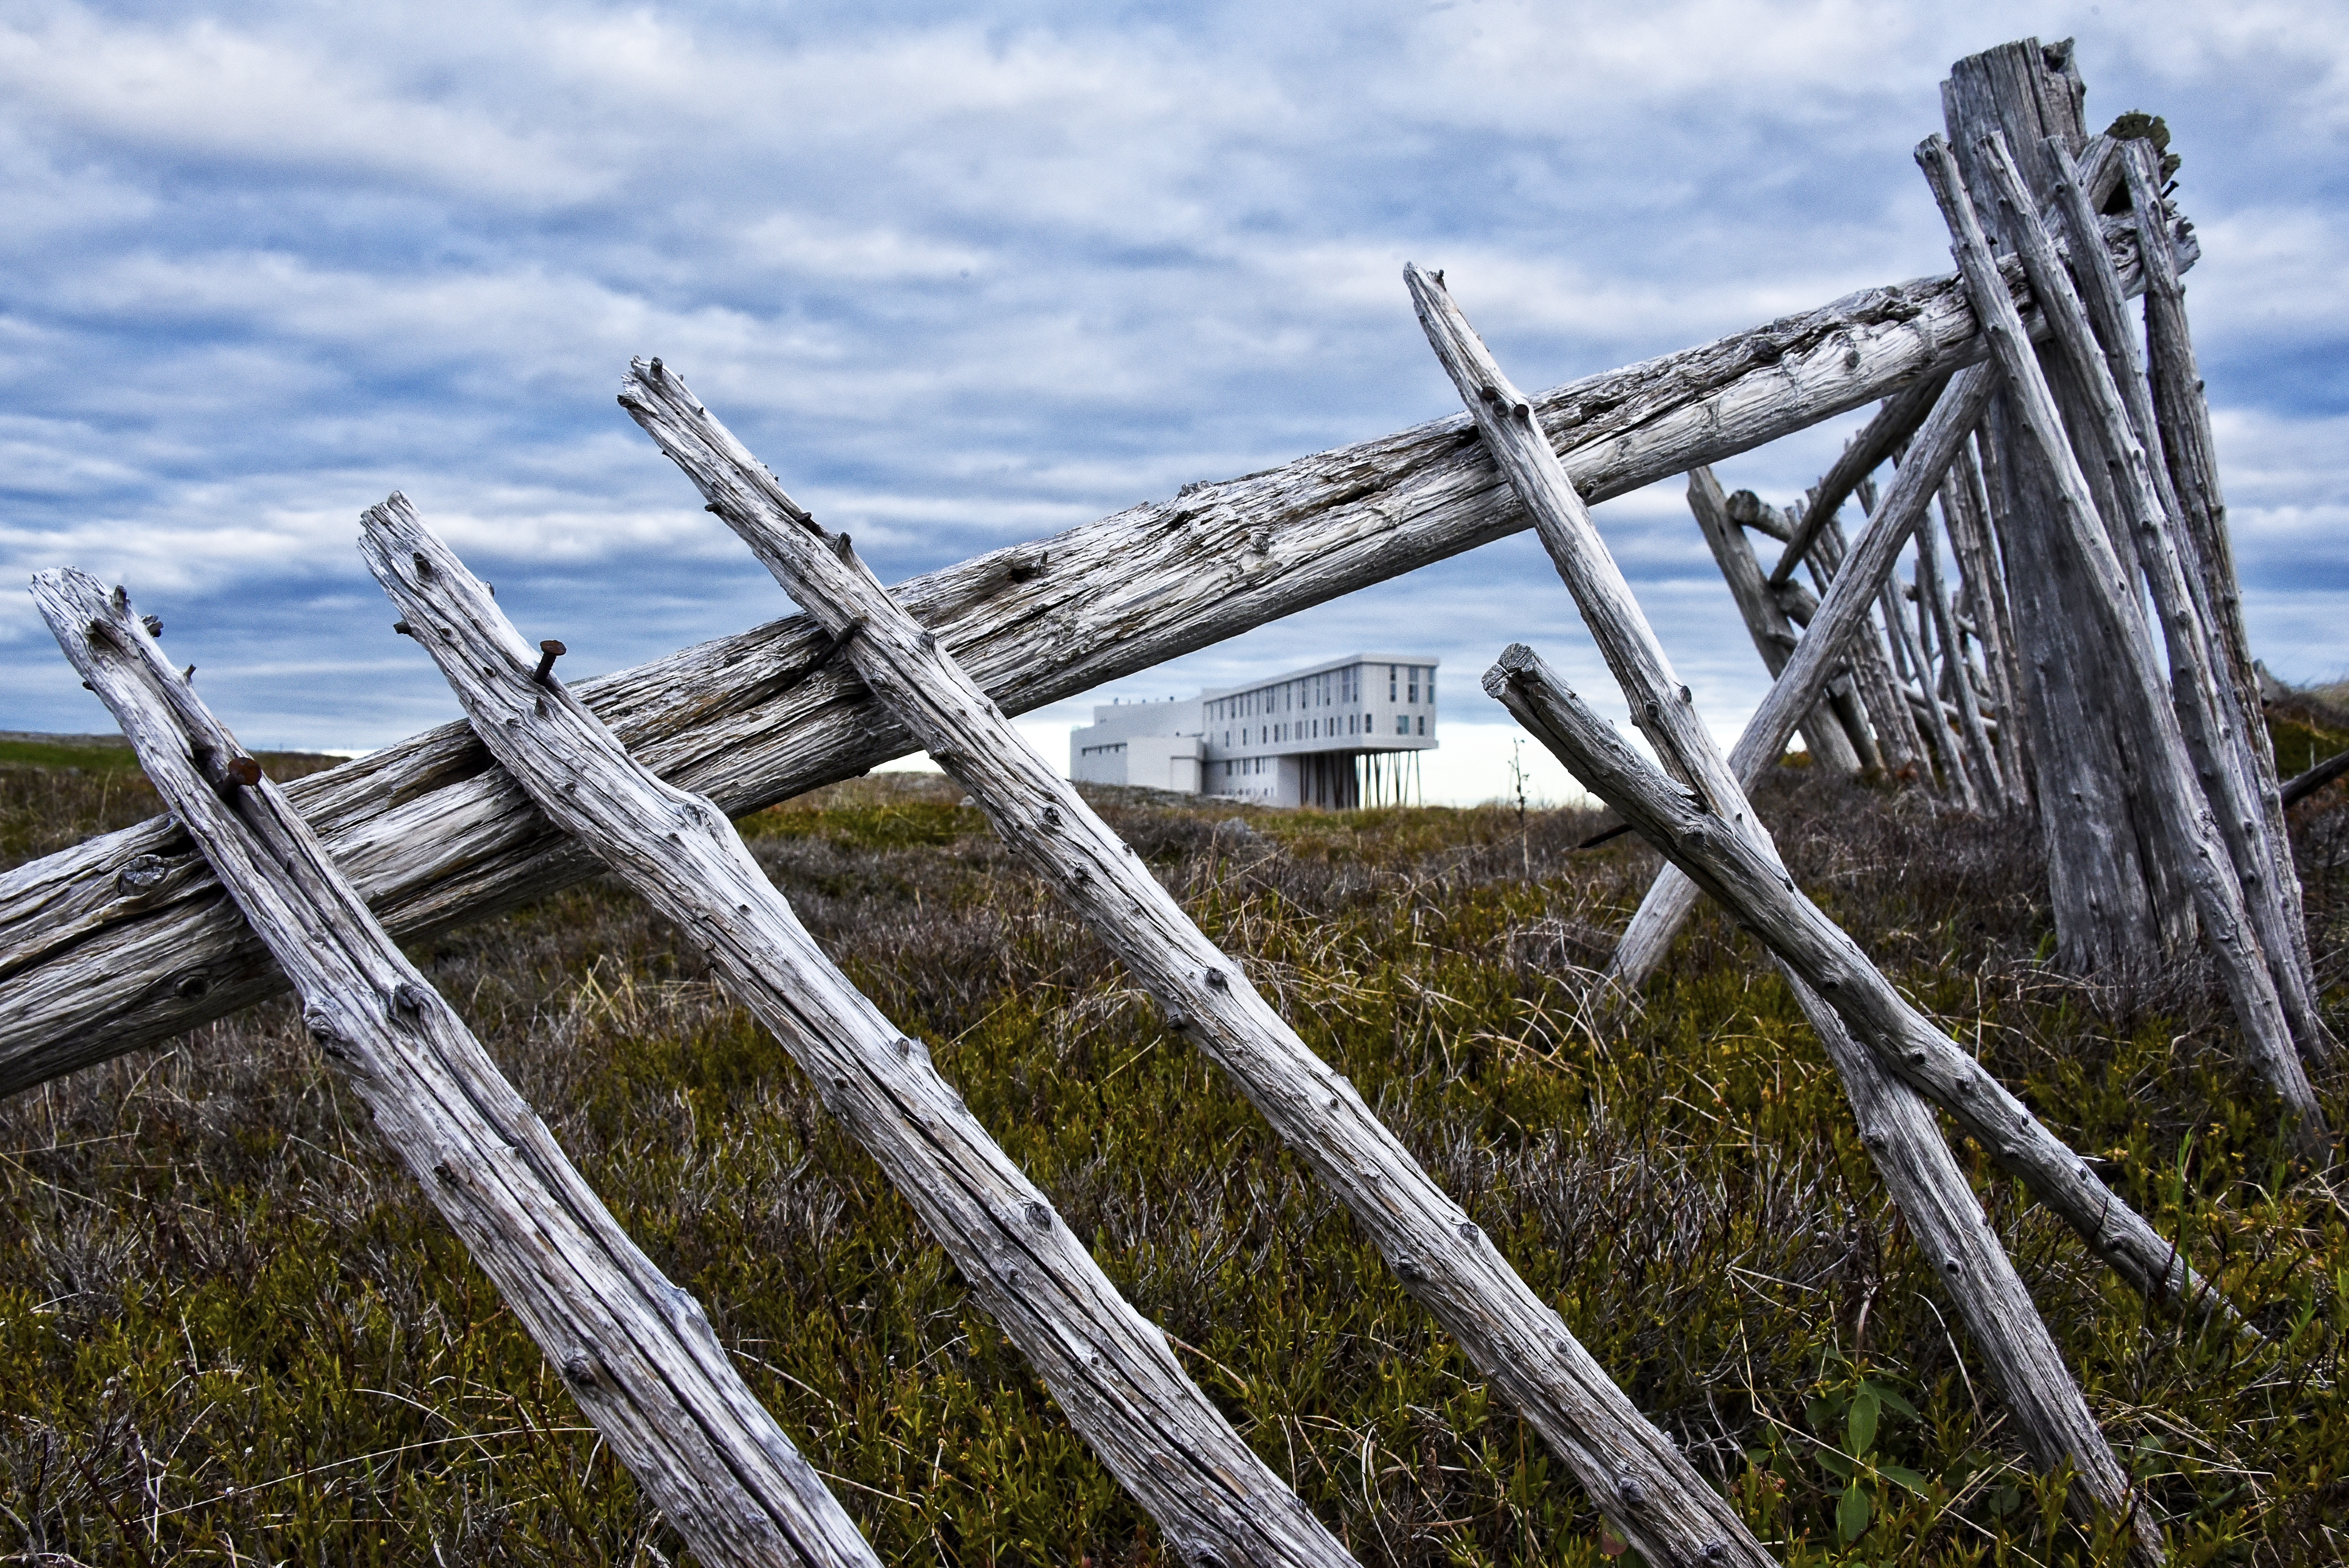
[11,38,2324,1568]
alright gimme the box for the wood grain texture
[1945,41,2188,973]
[0,198,2196,1103]
[1767,372,1949,588]
[1940,437,2034,804]
[615,357,1772,1568]
[1485,646,2162,1565]
[1920,132,2324,1145]
[2030,135,2329,1068]
[358,496,1361,1568]
[1686,469,1864,774]
[2117,143,2332,1066]
[1917,510,2005,809]
[30,568,881,1568]
[1610,367,1997,989]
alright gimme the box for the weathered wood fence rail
[9,35,2327,1567]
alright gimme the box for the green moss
[2,769,2344,1564]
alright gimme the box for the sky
[2,1,2343,807]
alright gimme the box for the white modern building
[1069,654,1438,808]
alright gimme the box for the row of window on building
[1221,711,1428,748]
[1207,664,1433,725]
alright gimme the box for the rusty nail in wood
[225,756,262,788]
[535,640,567,684]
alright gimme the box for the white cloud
[1,0,2342,757]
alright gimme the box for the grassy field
[3,725,2347,1566]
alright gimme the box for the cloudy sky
[2,1,2342,805]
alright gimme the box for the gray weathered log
[1424,262,2228,1340]
[1945,40,2192,971]
[1920,132,2324,1144]
[1611,367,1996,988]
[1917,506,2005,808]
[617,356,1772,1568]
[1486,645,2161,1562]
[2027,135,2329,1066]
[1797,506,1932,779]
[1768,371,1950,587]
[30,568,882,1568]
[1902,526,1982,811]
[2282,748,2349,811]
[0,195,2196,1103]
[359,497,1362,1568]
[1940,437,2034,803]
[1688,469,1865,773]
[2120,143,2333,1063]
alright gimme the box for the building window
[1389,665,1397,701]
[1408,676,1418,703]
[1417,715,1426,736]
[1396,715,1408,735]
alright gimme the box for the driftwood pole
[1687,467,1865,773]
[1943,40,2195,971]
[1609,367,1996,988]
[359,497,1362,1568]
[617,358,1774,1568]
[1485,647,2160,1563]
[1774,485,1930,780]
[1903,534,1982,811]
[1917,508,2006,809]
[1404,255,2156,1555]
[1768,374,1950,590]
[1939,439,2033,802]
[1920,133,2324,1143]
[0,192,2203,1104]
[2102,145,2333,1063]
[30,570,882,1568]
[2025,134,2328,1065]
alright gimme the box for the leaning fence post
[358,494,1363,1568]
[1918,132,2325,1144]
[616,357,1776,1568]
[30,568,883,1568]
[0,197,2205,1103]
[1608,366,1997,990]
[1486,647,2166,1565]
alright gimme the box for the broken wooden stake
[358,495,1363,1568]
[1921,131,2325,1146]
[1487,646,2164,1563]
[1611,366,1998,989]
[0,204,2206,1105]
[31,568,883,1568]
[618,356,1774,1568]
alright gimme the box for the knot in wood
[411,551,433,579]
[302,1006,338,1044]
[1701,1543,1729,1563]
[1204,969,1229,991]
[561,1352,596,1386]
[1024,1201,1052,1231]
[1041,804,1062,827]
[433,1160,460,1188]
[1456,1220,1478,1241]
[1393,1255,1424,1282]
[1943,1256,1962,1275]
[116,854,169,894]
[174,972,210,1000]
[1616,1473,1647,1506]
[390,982,431,1022]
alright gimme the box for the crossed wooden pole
[10,37,2327,1566]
